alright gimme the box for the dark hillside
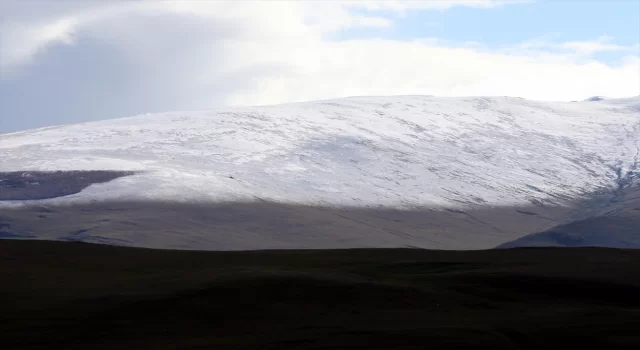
[500,186,640,248]
[2,240,640,349]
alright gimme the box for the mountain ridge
[1,95,639,249]
[2,95,638,208]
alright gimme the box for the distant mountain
[498,186,640,249]
[1,96,639,250]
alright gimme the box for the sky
[0,0,639,133]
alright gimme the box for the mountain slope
[499,186,640,248]
[1,96,639,249]
[0,200,579,250]
[2,96,638,208]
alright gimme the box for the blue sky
[338,1,639,64]
[1,0,638,133]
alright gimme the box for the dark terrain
[0,171,134,200]
[3,239,640,349]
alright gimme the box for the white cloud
[341,0,531,12]
[0,0,532,73]
[0,0,637,115]
[0,18,78,73]
[561,35,630,56]
[223,39,639,105]
[514,35,637,57]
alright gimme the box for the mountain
[499,186,640,248]
[1,96,639,250]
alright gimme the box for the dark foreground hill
[3,240,640,349]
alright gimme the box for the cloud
[0,18,78,73]
[341,0,531,12]
[515,35,638,57]
[0,0,638,133]
[561,35,631,56]
[0,1,530,73]
[223,38,639,106]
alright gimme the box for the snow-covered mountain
[2,96,638,208]
[1,96,639,250]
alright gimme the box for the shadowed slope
[499,186,640,248]
[0,199,577,250]
[1,170,636,250]
[0,171,135,200]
